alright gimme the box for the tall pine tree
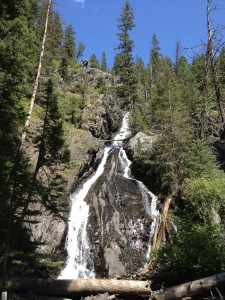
[114,0,137,108]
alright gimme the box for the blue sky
[55,0,225,68]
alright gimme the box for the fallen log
[152,272,225,300]
[0,278,151,298]
[1,272,225,299]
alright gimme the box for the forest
[1,0,225,299]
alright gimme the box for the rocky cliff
[24,67,122,274]
[86,147,154,278]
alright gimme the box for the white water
[118,140,159,258]
[58,145,111,279]
[59,112,158,279]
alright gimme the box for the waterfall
[58,146,111,279]
[117,136,159,258]
[59,112,158,279]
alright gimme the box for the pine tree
[114,0,137,108]
[51,11,64,59]
[0,0,38,205]
[0,0,39,288]
[148,33,161,86]
[64,24,76,60]
[34,79,70,211]
[89,53,100,68]
[101,51,108,71]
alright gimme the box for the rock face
[125,131,158,158]
[80,96,122,140]
[86,148,154,278]
[25,202,67,255]
[24,68,122,263]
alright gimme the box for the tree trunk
[207,0,225,125]
[152,272,225,300]
[1,279,151,298]
[138,196,171,277]
[1,273,225,299]
[20,0,52,146]
[154,196,171,250]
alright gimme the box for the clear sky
[55,0,225,68]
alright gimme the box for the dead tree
[207,0,225,126]
[1,273,225,299]
[21,0,52,145]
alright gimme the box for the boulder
[125,131,158,158]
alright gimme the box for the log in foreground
[152,272,225,300]
[1,278,151,298]
[1,272,225,299]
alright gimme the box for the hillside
[1,1,225,299]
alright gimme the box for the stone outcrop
[125,131,158,158]
[71,68,120,89]
[86,148,154,278]
[80,97,122,140]
[124,131,159,194]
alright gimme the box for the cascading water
[117,134,159,258]
[59,112,158,279]
[58,146,111,279]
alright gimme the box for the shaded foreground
[1,272,225,299]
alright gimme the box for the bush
[155,220,225,286]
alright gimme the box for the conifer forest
[1,1,225,299]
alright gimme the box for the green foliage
[183,175,225,220]
[183,140,219,179]
[114,0,137,108]
[89,53,100,68]
[59,93,84,125]
[95,76,107,94]
[0,0,38,228]
[156,220,225,286]
[101,51,108,71]
[148,33,161,84]
[64,24,76,60]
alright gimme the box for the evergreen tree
[0,0,39,283]
[101,51,108,71]
[89,53,100,68]
[114,0,137,108]
[51,11,64,59]
[63,24,76,60]
[130,56,149,132]
[59,23,76,79]
[0,0,38,205]
[148,33,161,86]
[33,79,70,212]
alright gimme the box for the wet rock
[86,148,153,278]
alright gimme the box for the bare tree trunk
[138,196,171,277]
[1,279,151,298]
[200,7,210,139]
[2,273,225,299]
[21,0,52,146]
[153,272,225,300]
[207,0,225,125]
[154,196,171,250]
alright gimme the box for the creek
[59,113,158,279]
